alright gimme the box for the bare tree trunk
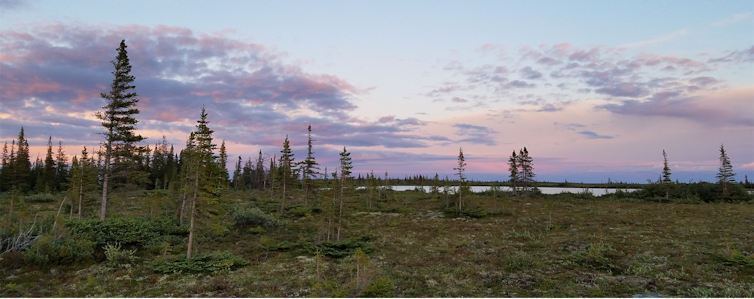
[100,144,111,221]
[337,181,344,241]
[179,190,187,226]
[186,170,198,259]
[78,172,83,218]
[281,179,286,215]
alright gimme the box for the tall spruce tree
[55,141,68,192]
[337,147,353,241]
[96,40,145,220]
[508,150,519,197]
[716,144,736,197]
[232,155,243,190]
[454,147,467,212]
[662,149,672,201]
[517,147,535,196]
[218,140,229,188]
[68,146,98,218]
[186,107,219,259]
[279,136,296,214]
[0,142,9,192]
[302,124,320,207]
[38,136,56,193]
[12,128,31,192]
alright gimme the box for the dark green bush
[360,277,395,297]
[65,216,187,247]
[148,252,249,274]
[301,235,375,258]
[23,235,95,266]
[232,207,285,228]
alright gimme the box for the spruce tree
[517,147,535,196]
[508,150,518,197]
[55,141,68,192]
[256,150,265,189]
[716,144,736,196]
[38,136,55,193]
[0,142,8,192]
[218,140,229,188]
[337,147,353,241]
[12,128,31,192]
[232,155,243,190]
[96,40,145,220]
[454,147,467,212]
[662,150,672,201]
[302,124,320,207]
[186,107,219,259]
[279,136,296,214]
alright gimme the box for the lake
[361,185,638,196]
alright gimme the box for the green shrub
[65,216,187,246]
[301,235,375,258]
[288,206,312,217]
[23,235,95,266]
[360,277,395,297]
[232,207,285,228]
[66,217,158,246]
[24,193,56,203]
[104,242,138,268]
[148,252,249,274]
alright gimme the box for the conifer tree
[11,128,31,192]
[279,136,296,214]
[38,136,56,193]
[302,124,320,206]
[337,147,353,241]
[508,150,519,197]
[68,146,98,218]
[517,147,535,196]
[232,156,243,190]
[185,107,219,259]
[662,149,672,201]
[218,140,229,188]
[716,144,736,196]
[96,40,145,220]
[55,141,68,191]
[454,147,467,212]
[0,142,8,192]
[256,150,265,189]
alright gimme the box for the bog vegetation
[1,40,753,298]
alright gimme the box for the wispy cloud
[578,131,614,139]
[712,13,752,26]
[621,29,688,48]
[0,23,448,150]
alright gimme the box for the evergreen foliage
[96,40,146,220]
[302,124,320,207]
[454,147,467,212]
[716,144,736,196]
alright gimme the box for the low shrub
[232,207,285,228]
[65,216,187,247]
[104,242,138,268]
[360,277,395,298]
[148,252,250,274]
[23,234,95,266]
[301,235,376,258]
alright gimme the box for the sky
[1,0,752,183]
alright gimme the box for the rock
[570,229,579,232]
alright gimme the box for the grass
[1,188,752,297]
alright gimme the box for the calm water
[370,185,638,196]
